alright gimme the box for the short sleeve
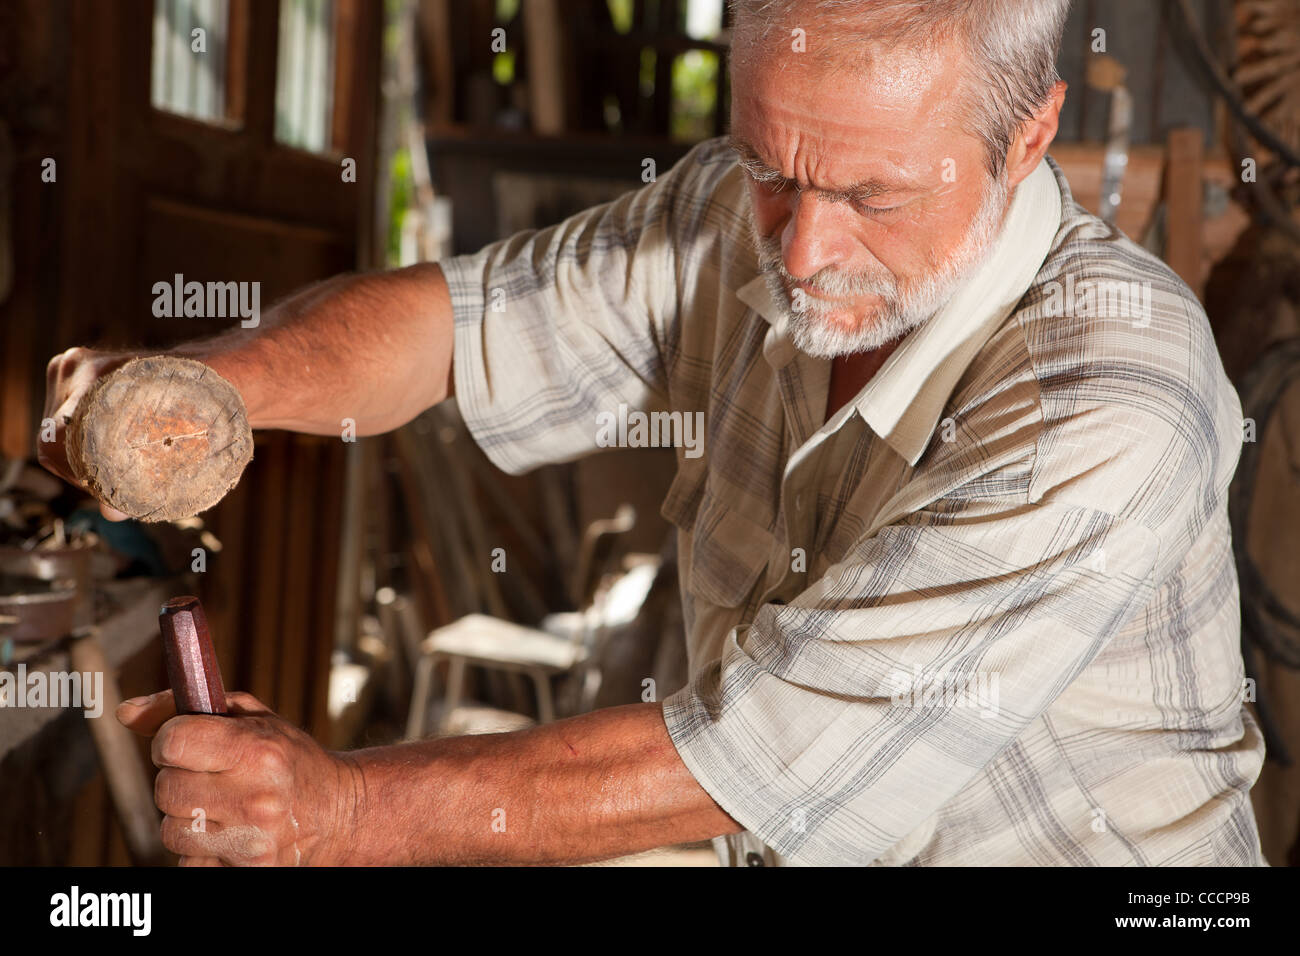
[662,495,1162,866]
[441,145,720,475]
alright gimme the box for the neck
[824,337,904,421]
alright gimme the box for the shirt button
[746,852,765,867]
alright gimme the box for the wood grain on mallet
[66,356,253,522]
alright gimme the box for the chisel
[158,595,227,715]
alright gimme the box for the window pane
[274,0,337,152]
[671,49,718,142]
[683,0,723,40]
[607,0,633,34]
[151,0,230,122]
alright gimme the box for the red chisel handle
[159,596,227,715]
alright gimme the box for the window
[151,0,232,122]
[274,0,338,152]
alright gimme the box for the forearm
[174,263,454,436]
[334,702,742,865]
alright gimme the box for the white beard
[748,173,1011,358]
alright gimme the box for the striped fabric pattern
[442,136,1266,866]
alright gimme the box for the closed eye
[855,202,903,218]
[738,153,909,217]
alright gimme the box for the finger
[178,856,224,867]
[44,352,62,413]
[43,348,80,417]
[117,690,177,736]
[154,766,282,824]
[153,713,266,773]
[34,420,84,489]
[99,502,130,521]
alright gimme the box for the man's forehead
[728,35,971,190]
[731,31,960,128]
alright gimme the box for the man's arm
[40,263,454,501]
[344,702,743,865]
[120,691,743,866]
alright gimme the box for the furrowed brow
[728,137,785,183]
[727,136,922,199]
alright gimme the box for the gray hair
[728,0,1071,178]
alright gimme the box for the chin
[802,304,882,336]
[789,301,923,358]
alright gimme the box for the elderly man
[43,0,1264,866]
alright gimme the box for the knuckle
[248,791,288,825]
[251,743,287,779]
[53,348,83,375]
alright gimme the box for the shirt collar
[735,156,1062,466]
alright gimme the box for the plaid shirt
[442,136,1266,866]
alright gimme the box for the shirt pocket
[664,468,774,609]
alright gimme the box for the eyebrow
[727,136,925,201]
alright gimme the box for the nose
[782,192,853,280]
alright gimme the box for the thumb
[116,690,177,736]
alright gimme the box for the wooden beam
[523,0,568,134]
[416,0,456,128]
[1165,127,1205,294]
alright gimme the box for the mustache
[750,232,897,303]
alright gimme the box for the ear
[1005,81,1067,189]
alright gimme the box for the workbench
[0,577,175,761]
[0,577,177,865]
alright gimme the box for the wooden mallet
[65,356,254,522]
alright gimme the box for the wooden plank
[276,438,318,726]
[68,634,165,865]
[416,0,456,127]
[205,466,251,694]
[245,433,289,706]
[243,0,280,144]
[307,440,347,739]
[1048,143,1167,242]
[225,0,250,124]
[523,0,568,134]
[336,0,385,266]
[1165,127,1204,292]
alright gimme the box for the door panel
[0,0,383,863]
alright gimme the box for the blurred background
[1,0,1298,866]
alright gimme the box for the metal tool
[0,545,93,644]
[158,596,227,715]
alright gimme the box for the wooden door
[1,0,382,862]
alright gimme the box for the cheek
[865,200,967,275]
